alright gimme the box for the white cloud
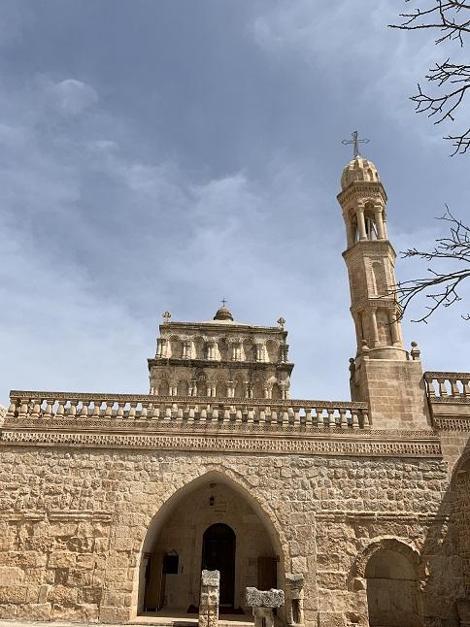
[46,78,98,115]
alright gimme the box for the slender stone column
[370,309,379,347]
[255,342,265,362]
[357,207,367,240]
[388,311,401,347]
[374,207,385,239]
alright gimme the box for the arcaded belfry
[0,142,470,627]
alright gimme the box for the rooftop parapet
[4,390,370,430]
[424,371,470,431]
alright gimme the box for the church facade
[0,154,469,627]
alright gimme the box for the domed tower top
[341,155,380,190]
[213,301,234,322]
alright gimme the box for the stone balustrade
[5,391,371,430]
[424,372,470,401]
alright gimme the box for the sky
[0,0,469,405]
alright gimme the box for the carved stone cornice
[0,427,442,459]
[148,358,295,373]
[433,417,470,431]
[337,181,387,205]
[342,239,397,260]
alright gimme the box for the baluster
[128,403,137,420]
[150,404,160,420]
[140,404,148,419]
[235,407,243,424]
[316,409,324,428]
[247,408,254,424]
[18,399,28,419]
[187,406,195,422]
[450,378,460,397]
[104,402,113,419]
[309,407,316,427]
[463,378,470,398]
[200,405,207,423]
[116,403,125,420]
[352,412,360,429]
[340,409,348,429]
[31,399,41,419]
[439,378,448,397]
[326,408,333,428]
[69,400,79,418]
[363,410,370,429]
[427,378,436,399]
[264,406,272,424]
[42,398,53,419]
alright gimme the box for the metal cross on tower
[341,130,370,158]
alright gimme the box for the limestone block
[0,566,24,586]
[99,605,131,623]
[0,586,27,604]
[202,569,220,587]
[286,573,304,599]
[317,612,346,627]
[29,603,52,620]
[246,587,285,608]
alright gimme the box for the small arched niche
[137,472,282,618]
[365,547,422,627]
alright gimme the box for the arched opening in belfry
[365,547,422,627]
[137,473,282,618]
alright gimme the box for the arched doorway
[365,548,422,627]
[138,473,281,617]
[202,523,236,608]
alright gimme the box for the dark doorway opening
[201,523,236,609]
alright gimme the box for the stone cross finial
[277,317,286,330]
[162,311,172,323]
[341,130,370,158]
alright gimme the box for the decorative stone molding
[0,429,442,458]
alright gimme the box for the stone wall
[0,445,463,626]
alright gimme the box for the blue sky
[1,0,469,404]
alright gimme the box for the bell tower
[339,154,406,360]
[338,139,430,430]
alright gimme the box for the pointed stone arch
[349,536,422,587]
[133,467,288,618]
[349,537,423,627]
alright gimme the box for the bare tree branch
[390,1,470,153]
[395,210,470,321]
